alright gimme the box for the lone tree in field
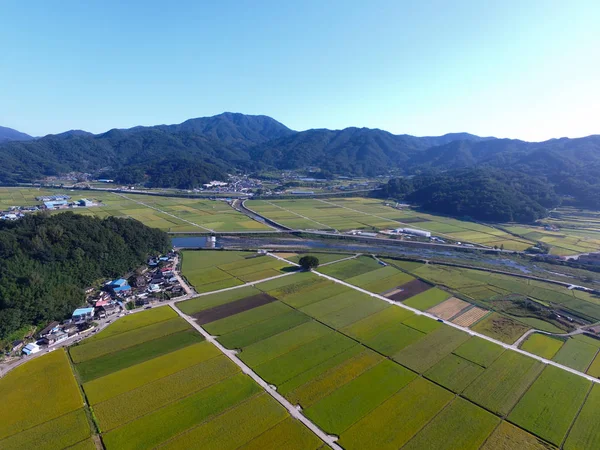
[298,255,320,271]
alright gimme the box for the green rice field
[0,187,272,232]
[77,306,324,449]
[247,197,536,250]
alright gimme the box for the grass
[393,325,470,373]
[471,312,531,344]
[453,336,505,368]
[520,333,565,359]
[424,354,484,393]
[102,374,263,450]
[70,317,190,363]
[156,393,288,450]
[218,310,311,349]
[481,421,557,450]
[564,383,600,450]
[508,365,592,446]
[0,350,83,440]
[83,341,219,405]
[463,350,545,416]
[74,329,203,383]
[304,360,416,435]
[253,334,357,385]
[402,397,500,450]
[0,408,91,450]
[552,338,599,371]
[403,287,451,310]
[94,356,240,431]
[285,349,383,408]
[339,377,453,450]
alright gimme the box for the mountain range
[0,126,33,144]
[0,113,599,205]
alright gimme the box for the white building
[396,228,431,238]
[22,343,41,355]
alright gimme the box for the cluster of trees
[382,169,558,223]
[0,213,170,339]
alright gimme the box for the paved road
[267,253,600,385]
[171,302,341,449]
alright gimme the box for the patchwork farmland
[247,197,536,251]
[6,248,600,448]
[175,250,600,449]
[0,187,272,233]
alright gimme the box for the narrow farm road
[170,302,341,449]
[267,253,600,386]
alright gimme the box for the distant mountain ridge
[0,126,33,143]
[0,113,599,204]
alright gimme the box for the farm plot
[451,306,489,327]
[78,307,324,449]
[252,333,358,385]
[463,350,545,416]
[364,323,426,356]
[192,293,277,325]
[84,341,221,405]
[564,383,600,450]
[424,354,484,393]
[453,336,505,368]
[70,316,190,363]
[344,265,412,289]
[181,251,291,293]
[480,421,555,450]
[0,350,91,447]
[427,297,471,320]
[393,325,470,372]
[341,306,414,341]
[471,312,531,344]
[283,348,383,407]
[508,365,592,446]
[118,194,273,232]
[339,377,453,450]
[85,306,177,342]
[385,278,432,302]
[520,333,565,359]
[74,328,204,383]
[403,287,452,310]
[177,286,260,315]
[552,338,599,372]
[402,397,499,450]
[303,360,416,436]
[318,256,382,280]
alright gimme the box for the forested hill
[1,112,600,206]
[381,169,559,223]
[0,213,170,339]
[0,126,33,143]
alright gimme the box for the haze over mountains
[0,126,33,144]
[0,113,599,205]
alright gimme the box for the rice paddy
[247,197,535,250]
[6,248,600,448]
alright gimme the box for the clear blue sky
[2,1,599,140]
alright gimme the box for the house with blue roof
[72,307,94,322]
